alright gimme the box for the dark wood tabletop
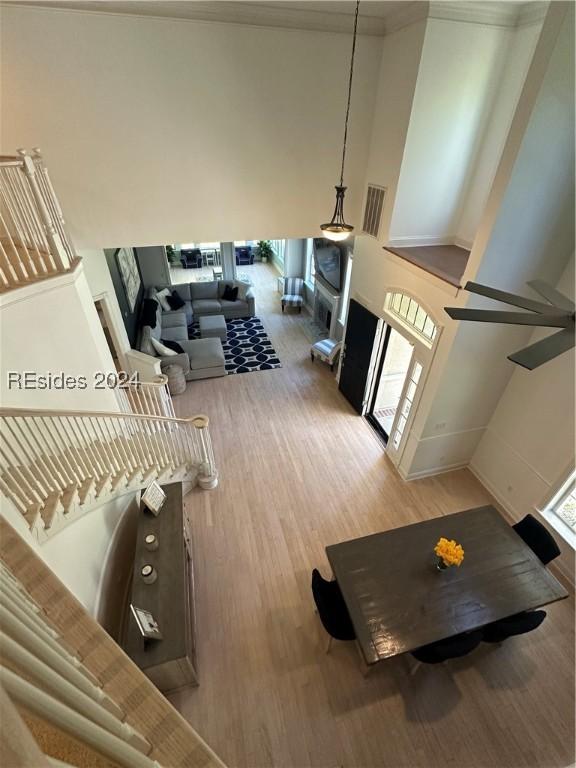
[326,506,569,665]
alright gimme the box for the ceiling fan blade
[508,327,575,370]
[444,308,571,327]
[527,280,575,312]
[464,281,563,315]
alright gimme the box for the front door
[366,326,414,443]
[338,299,379,414]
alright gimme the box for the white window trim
[536,470,576,550]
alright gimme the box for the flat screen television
[313,239,342,292]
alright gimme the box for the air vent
[362,184,386,238]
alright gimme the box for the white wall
[389,19,513,245]
[79,248,132,363]
[283,238,306,278]
[0,265,119,410]
[470,255,574,528]
[405,3,574,477]
[37,493,138,615]
[1,5,381,248]
[362,19,427,245]
[455,22,542,246]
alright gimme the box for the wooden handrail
[0,407,209,427]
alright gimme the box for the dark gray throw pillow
[160,339,185,354]
[223,285,238,302]
[167,290,185,310]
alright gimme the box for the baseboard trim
[388,235,455,248]
[468,463,517,518]
[398,460,469,481]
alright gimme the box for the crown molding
[383,1,429,34]
[516,0,549,27]
[429,1,523,28]
[1,0,548,36]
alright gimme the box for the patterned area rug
[189,316,282,375]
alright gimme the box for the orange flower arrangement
[434,537,465,569]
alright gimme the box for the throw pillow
[235,281,249,301]
[141,298,158,328]
[223,284,238,302]
[160,338,185,354]
[155,288,172,312]
[150,337,178,357]
[167,290,185,310]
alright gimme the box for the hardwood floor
[170,263,575,768]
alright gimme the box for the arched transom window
[385,292,438,345]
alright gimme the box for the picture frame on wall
[115,247,141,312]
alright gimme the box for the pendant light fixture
[320,0,360,242]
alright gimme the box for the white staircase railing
[0,560,162,767]
[0,148,77,292]
[115,375,176,419]
[0,407,218,540]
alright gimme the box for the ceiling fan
[444,280,575,370]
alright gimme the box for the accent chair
[281,277,304,313]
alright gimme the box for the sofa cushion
[235,281,250,301]
[161,325,188,342]
[180,338,225,370]
[190,282,218,300]
[155,288,172,312]
[192,299,222,315]
[220,299,248,313]
[161,310,187,329]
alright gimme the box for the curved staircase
[0,377,218,542]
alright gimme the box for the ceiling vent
[362,184,386,238]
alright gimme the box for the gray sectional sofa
[155,280,255,324]
[138,289,226,381]
[136,280,255,382]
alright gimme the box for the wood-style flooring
[170,263,574,768]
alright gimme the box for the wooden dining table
[325,505,569,666]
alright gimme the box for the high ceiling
[2,0,540,36]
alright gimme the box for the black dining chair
[311,568,356,652]
[512,514,561,565]
[483,610,547,644]
[411,630,483,665]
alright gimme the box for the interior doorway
[94,297,124,373]
[366,326,414,443]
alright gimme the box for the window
[305,238,316,285]
[270,239,286,269]
[544,472,576,545]
[339,256,353,324]
[385,292,437,346]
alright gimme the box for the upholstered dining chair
[411,630,483,664]
[311,568,356,652]
[482,610,547,644]
[512,513,561,565]
[281,277,304,313]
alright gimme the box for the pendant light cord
[339,0,360,187]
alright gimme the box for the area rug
[188,316,282,375]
